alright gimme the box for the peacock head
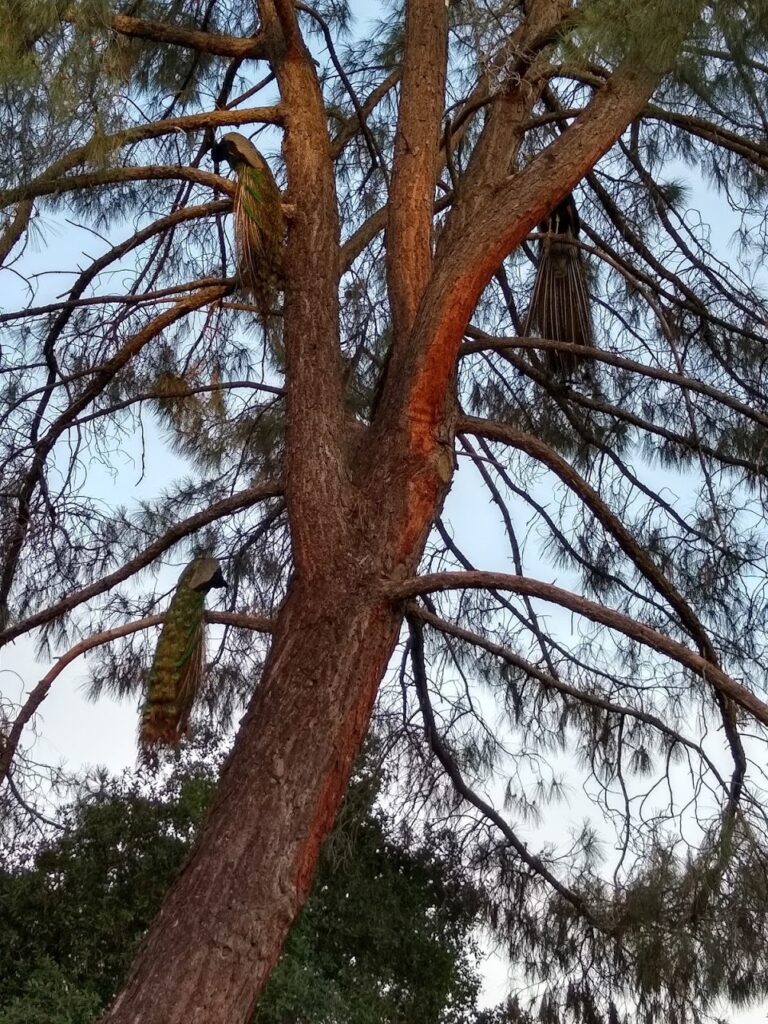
[212,132,267,174]
[184,556,227,593]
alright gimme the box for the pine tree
[3,2,768,1024]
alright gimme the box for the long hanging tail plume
[139,556,226,758]
[525,193,593,376]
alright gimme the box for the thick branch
[105,14,267,59]
[258,0,346,573]
[0,200,33,265]
[393,572,768,728]
[1,166,229,209]
[386,0,449,337]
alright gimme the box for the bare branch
[410,602,730,798]
[463,333,768,433]
[459,415,719,660]
[407,612,605,929]
[0,610,273,787]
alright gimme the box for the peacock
[139,556,226,755]
[525,193,593,377]
[212,131,285,328]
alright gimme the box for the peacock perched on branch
[525,193,594,377]
[139,556,226,756]
[212,131,285,328]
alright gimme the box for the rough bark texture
[386,0,449,338]
[101,0,686,1020]
[105,575,403,1023]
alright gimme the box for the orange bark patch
[395,265,486,561]
[292,601,393,899]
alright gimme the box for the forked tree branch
[409,602,730,797]
[459,415,720,662]
[393,43,697,472]
[375,0,567,429]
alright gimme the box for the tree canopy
[3,1,768,1022]
[0,746,483,1024]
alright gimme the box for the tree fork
[99,1,699,1020]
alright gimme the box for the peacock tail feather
[525,194,593,377]
[139,557,225,756]
[232,157,284,328]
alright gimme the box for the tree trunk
[103,571,404,1024]
[100,0,684,1017]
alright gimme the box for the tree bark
[104,572,404,1024]
[101,0,694,1019]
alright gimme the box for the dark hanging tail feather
[525,194,593,376]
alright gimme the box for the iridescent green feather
[139,557,225,755]
[226,139,284,327]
